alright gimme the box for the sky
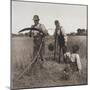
[12,1,87,35]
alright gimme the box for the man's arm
[29,25,34,37]
[76,54,82,72]
[40,24,48,36]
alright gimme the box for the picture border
[10,0,88,89]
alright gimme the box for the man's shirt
[71,53,82,71]
[31,23,48,37]
[55,26,67,43]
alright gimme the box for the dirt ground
[11,35,87,89]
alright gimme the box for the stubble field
[11,35,87,89]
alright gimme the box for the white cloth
[71,53,82,71]
[64,52,82,71]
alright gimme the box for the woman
[54,20,67,63]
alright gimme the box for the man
[54,20,67,63]
[29,15,48,62]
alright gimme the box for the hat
[33,15,40,20]
[55,20,59,24]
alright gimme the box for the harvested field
[11,35,87,89]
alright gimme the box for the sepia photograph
[11,0,88,89]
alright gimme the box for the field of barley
[11,35,87,89]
